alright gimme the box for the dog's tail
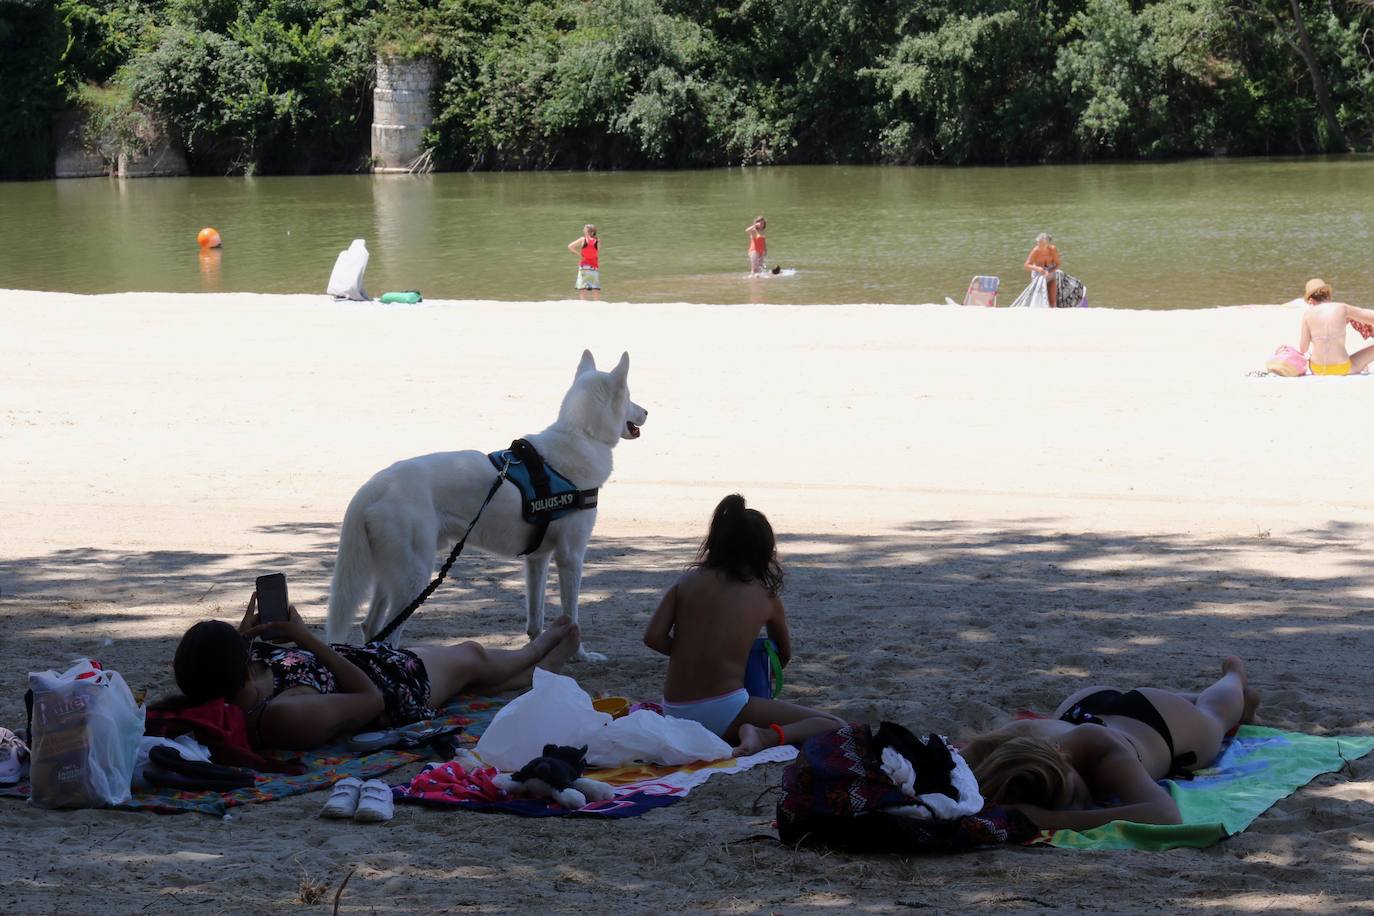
[325,494,375,643]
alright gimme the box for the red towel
[145,700,303,774]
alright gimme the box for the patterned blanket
[394,745,797,818]
[1,695,504,816]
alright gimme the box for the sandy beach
[2,289,1372,914]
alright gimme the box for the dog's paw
[573,645,608,663]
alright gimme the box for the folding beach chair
[963,275,999,307]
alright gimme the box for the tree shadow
[1,515,1372,910]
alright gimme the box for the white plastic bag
[326,239,369,300]
[585,709,731,767]
[474,669,611,771]
[28,659,145,808]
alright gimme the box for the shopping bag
[28,659,145,808]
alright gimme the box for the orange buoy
[197,227,222,249]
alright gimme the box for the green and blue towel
[1040,726,1374,851]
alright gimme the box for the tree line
[4,0,1374,178]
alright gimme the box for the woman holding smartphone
[169,593,581,750]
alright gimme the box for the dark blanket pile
[777,722,1037,853]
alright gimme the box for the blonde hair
[1304,278,1331,303]
[1036,232,1052,244]
[584,224,598,237]
[963,731,1072,806]
[755,216,766,230]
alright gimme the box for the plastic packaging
[585,709,731,767]
[28,659,145,808]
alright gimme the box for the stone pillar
[372,55,437,173]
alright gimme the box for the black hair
[693,494,783,594]
[170,620,250,704]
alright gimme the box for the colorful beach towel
[1039,725,1374,851]
[0,695,504,816]
[394,745,797,819]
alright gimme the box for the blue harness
[487,438,599,555]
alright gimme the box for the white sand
[2,290,1372,913]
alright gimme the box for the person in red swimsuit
[567,224,600,299]
[746,216,767,275]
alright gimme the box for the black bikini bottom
[1060,689,1197,775]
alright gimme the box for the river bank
[1,290,1371,913]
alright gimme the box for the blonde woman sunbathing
[1300,278,1374,376]
[961,657,1261,830]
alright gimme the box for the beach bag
[326,239,369,300]
[27,659,144,808]
[743,637,784,699]
[776,723,1037,853]
[379,290,422,304]
[1265,344,1308,377]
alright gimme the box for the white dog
[324,351,647,661]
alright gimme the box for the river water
[2,159,1372,307]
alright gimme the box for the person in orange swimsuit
[1023,233,1060,307]
[746,216,767,276]
[1299,279,1374,376]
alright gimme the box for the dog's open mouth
[625,421,641,439]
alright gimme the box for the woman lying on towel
[167,595,582,750]
[961,657,1261,830]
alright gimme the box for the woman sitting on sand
[168,594,581,750]
[643,494,845,756]
[1299,278,1374,376]
[961,658,1261,830]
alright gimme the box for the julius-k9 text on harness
[487,439,599,555]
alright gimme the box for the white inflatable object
[327,239,369,300]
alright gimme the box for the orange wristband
[769,723,786,746]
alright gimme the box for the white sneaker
[0,728,29,786]
[353,779,394,823]
[320,776,363,819]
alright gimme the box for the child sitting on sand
[643,494,844,755]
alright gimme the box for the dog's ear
[610,351,629,384]
[576,350,597,379]
[542,743,559,757]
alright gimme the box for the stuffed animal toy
[492,744,615,809]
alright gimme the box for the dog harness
[488,438,598,555]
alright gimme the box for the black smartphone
[255,573,290,624]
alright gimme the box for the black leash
[371,454,512,645]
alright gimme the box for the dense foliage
[6,0,1374,176]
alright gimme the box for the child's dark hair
[171,620,249,704]
[693,494,783,594]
